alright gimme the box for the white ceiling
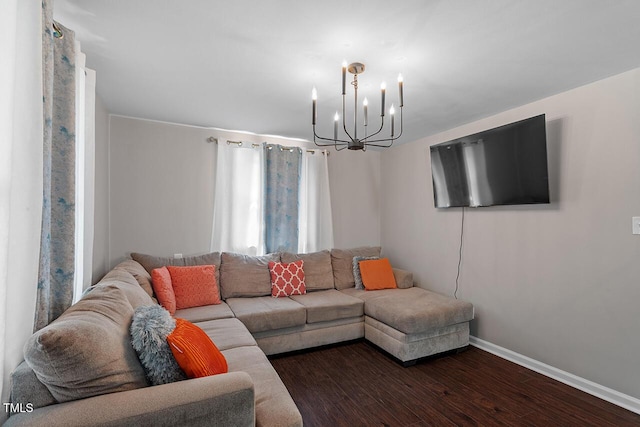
[55,0,640,144]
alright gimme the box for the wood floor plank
[270,342,640,426]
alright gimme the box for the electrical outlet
[173,253,183,259]
[633,217,640,235]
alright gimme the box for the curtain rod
[206,137,329,155]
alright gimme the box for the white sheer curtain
[73,43,97,301]
[211,141,266,255]
[298,150,334,253]
[0,0,43,418]
[211,143,334,256]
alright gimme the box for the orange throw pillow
[359,258,397,290]
[151,267,176,315]
[167,265,221,309]
[167,318,228,378]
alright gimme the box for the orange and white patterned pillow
[268,260,306,298]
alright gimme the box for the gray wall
[380,67,640,399]
[107,116,381,268]
[329,149,381,249]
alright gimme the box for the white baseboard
[469,336,640,415]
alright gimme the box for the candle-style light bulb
[311,87,317,125]
[380,82,386,117]
[363,97,369,126]
[390,104,395,137]
[341,60,347,95]
[334,111,339,140]
[398,74,404,107]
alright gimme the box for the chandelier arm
[360,116,385,143]
[314,133,350,143]
[314,135,348,147]
[361,132,402,147]
[362,134,401,147]
[363,142,394,148]
[314,141,347,147]
[314,136,350,146]
[313,126,351,145]
[392,106,404,140]
[362,107,404,146]
[341,95,355,141]
[314,139,348,147]
[363,134,401,147]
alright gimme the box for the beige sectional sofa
[6,247,473,426]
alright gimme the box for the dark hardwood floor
[270,341,640,426]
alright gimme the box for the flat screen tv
[430,114,549,208]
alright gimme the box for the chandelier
[312,61,404,151]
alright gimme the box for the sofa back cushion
[23,285,149,403]
[114,259,156,300]
[219,252,280,299]
[96,266,155,309]
[281,250,333,291]
[131,251,222,299]
[331,247,381,290]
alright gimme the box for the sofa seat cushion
[223,345,302,427]
[226,296,306,333]
[174,302,235,323]
[195,318,257,351]
[341,287,474,334]
[289,289,363,324]
[253,317,364,356]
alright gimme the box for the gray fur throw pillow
[130,305,186,385]
[353,256,379,290]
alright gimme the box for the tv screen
[430,114,549,208]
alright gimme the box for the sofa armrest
[5,372,254,427]
[393,268,414,289]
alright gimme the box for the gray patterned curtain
[34,1,76,331]
[265,145,302,253]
